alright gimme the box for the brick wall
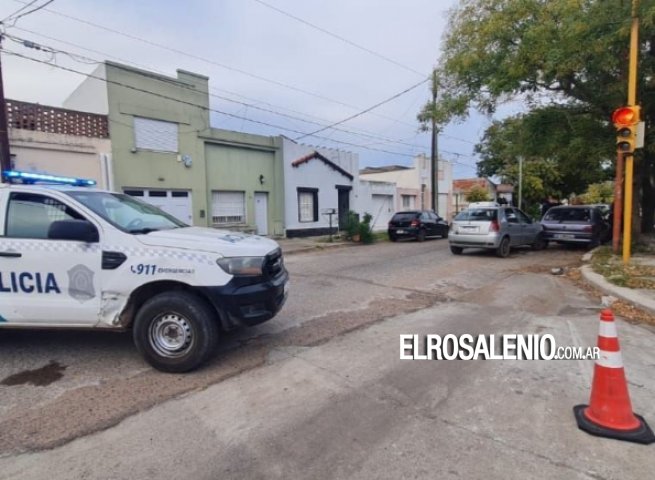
[6,99,109,138]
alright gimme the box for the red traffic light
[612,106,639,126]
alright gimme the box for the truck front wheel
[133,291,219,373]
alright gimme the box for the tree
[475,107,613,198]
[420,0,655,233]
[580,181,615,204]
[465,184,491,202]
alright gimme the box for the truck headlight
[216,257,265,276]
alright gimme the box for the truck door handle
[0,251,22,258]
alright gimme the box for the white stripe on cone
[596,350,624,369]
[599,321,618,338]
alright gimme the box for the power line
[296,78,429,140]
[2,48,434,159]
[4,31,438,151]
[2,0,53,26]
[8,0,413,122]
[7,0,450,134]
[251,0,427,77]
[1,0,39,23]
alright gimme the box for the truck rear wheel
[133,291,219,373]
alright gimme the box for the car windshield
[543,208,592,223]
[66,191,187,233]
[454,208,497,221]
[392,212,419,221]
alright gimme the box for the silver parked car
[448,203,546,257]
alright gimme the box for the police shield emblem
[67,264,96,302]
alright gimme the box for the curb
[581,265,655,316]
[281,242,354,256]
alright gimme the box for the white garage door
[371,194,394,231]
[124,188,193,224]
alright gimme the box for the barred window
[298,188,318,222]
[212,191,245,225]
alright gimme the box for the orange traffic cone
[574,309,655,444]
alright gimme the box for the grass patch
[591,247,655,289]
[372,231,389,242]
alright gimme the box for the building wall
[283,139,356,235]
[357,180,396,231]
[205,137,284,236]
[9,121,112,188]
[360,155,453,218]
[64,62,285,232]
[63,64,109,115]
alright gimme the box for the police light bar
[2,170,96,186]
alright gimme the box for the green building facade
[64,61,285,236]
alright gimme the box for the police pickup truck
[0,171,288,372]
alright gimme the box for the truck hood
[135,227,280,257]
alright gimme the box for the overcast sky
[0,0,512,178]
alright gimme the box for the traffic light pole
[612,151,623,254]
[623,0,639,264]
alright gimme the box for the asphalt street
[1,240,654,479]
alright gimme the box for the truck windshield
[66,191,187,233]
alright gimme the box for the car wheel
[389,232,397,242]
[532,234,547,251]
[417,229,426,242]
[133,291,219,373]
[450,246,463,255]
[496,236,511,258]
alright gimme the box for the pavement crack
[293,271,448,298]
[436,418,609,480]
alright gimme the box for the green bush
[345,211,360,240]
[358,212,375,244]
[343,210,375,244]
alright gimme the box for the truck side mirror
[48,219,99,243]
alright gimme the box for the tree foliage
[465,184,491,202]
[421,0,655,232]
[580,181,615,204]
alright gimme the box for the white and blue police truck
[0,171,288,372]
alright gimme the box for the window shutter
[134,117,178,153]
[212,191,245,225]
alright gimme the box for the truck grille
[265,248,284,278]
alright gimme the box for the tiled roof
[453,178,493,192]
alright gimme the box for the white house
[357,180,396,231]
[360,154,454,219]
[282,138,398,236]
[282,138,358,237]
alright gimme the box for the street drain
[1,361,67,387]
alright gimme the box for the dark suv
[388,210,449,242]
[541,206,610,247]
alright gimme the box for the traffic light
[612,106,641,154]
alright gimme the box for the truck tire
[133,291,219,373]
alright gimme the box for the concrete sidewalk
[581,254,655,316]
[276,236,354,255]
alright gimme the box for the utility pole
[518,156,523,210]
[623,0,640,264]
[0,33,11,172]
[430,71,439,215]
